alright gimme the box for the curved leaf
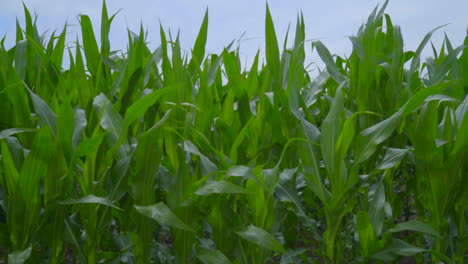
[236,225,286,253]
[135,202,193,232]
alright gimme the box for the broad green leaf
[8,247,32,264]
[1,140,20,193]
[265,4,280,76]
[14,40,27,80]
[226,165,257,182]
[197,248,231,264]
[72,133,105,160]
[279,249,307,264]
[79,15,100,75]
[123,88,169,128]
[0,128,35,140]
[356,110,401,163]
[135,202,193,231]
[226,165,252,177]
[72,109,87,149]
[93,93,129,157]
[389,220,440,237]
[409,25,446,73]
[402,81,454,115]
[276,182,316,231]
[191,9,208,67]
[27,87,57,136]
[195,180,247,196]
[455,95,468,126]
[370,238,426,261]
[60,194,122,210]
[321,86,345,181]
[184,140,218,176]
[377,148,409,169]
[368,181,386,236]
[356,211,375,257]
[298,119,329,203]
[312,41,345,84]
[236,225,286,253]
[114,88,170,151]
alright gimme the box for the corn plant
[0,0,466,263]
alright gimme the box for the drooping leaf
[370,238,426,261]
[60,194,122,210]
[236,225,286,253]
[195,180,247,196]
[8,247,32,264]
[27,87,57,136]
[197,248,231,264]
[368,181,386,236]
[135,202,193,231]
[377,148,409,169]
[389,220,440,237]
[0,128,35,140]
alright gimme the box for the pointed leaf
[377,148,409,169]
[389,220,440,237]
[27,87,57,137]
[135,202,193,231]
[8,247,32,264]
[371,238,426,261]
[195,180,247,196]
[197,248,231,264]
[0,128,35,140]
[236,225,286,253]
[60,194,122,210]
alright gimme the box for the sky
[1,0,467,69]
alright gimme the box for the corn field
[0,1,467,263]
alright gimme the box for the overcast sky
[1,0,467,69]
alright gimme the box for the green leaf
[265,4,280,76]
[279,249,307,264]
[72,109,87,149]
[191,8,209,67]
[321,87,345,180]
[236,225,286,253]
[27,87,57,137]
[93,93,129,157]
[370,238,426,261]
[402,81,453,115]
[226,165,257,182]
[135,202,193,231]
[114,88,170,151]
[356,211,375,257]
[455,95,468,127]
[14,40,27,80]
[197,248,231,264]
[60,194,122,210]
[409,25,446,74]
[368,181,386,236]
[298,119,329,203]
[195,180,247,196]
[184,140,218,176]
[389,220,440,237]
[72,133,106,160]
[79,15,100,75]
[8,247,32,264]
[123,88,169,128]
[377,148,409,169]
[356,110,401,163]
[0,128,35,140]
[312,41,345,84]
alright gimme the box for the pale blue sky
[1,0,467,69]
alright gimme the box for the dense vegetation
[0,1,467,263]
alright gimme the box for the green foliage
[0,1,466,263]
